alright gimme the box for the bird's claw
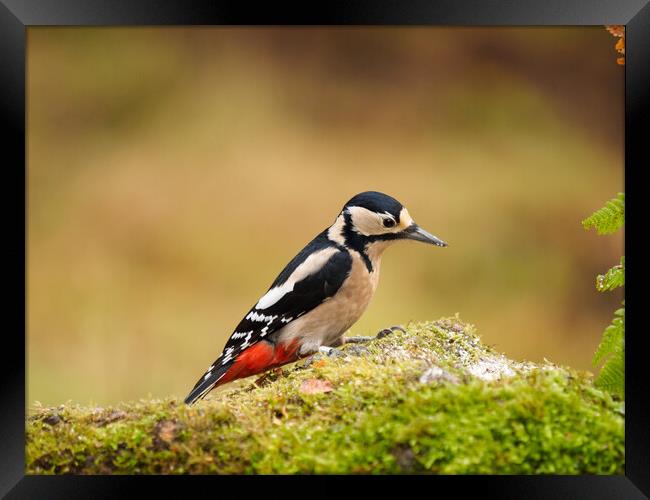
[344,325,406,344]
[344,336,375,344]
[303,327,405,368]
[318,346,347,358]
[376,325,406,339]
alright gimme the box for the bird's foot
[318,346,347,358]
[300,346,347,369]
[376,325,406,339]
[344,336,375,343]
[344,325,406,344]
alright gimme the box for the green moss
[27,317,624,474]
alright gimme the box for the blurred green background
[27,27,623,406]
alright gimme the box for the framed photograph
[2,0,648,497]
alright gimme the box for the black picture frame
[2,0,648,497]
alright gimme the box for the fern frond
[596,256,625,292]
[596,349,624,395]
[593,304,624,366]
[595,338,624,395]
[582,192,625,235]
[593,301,625,398]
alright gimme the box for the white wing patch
[255,247,340,309]
[254,287,288,311]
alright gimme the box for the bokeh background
[27,27,624,406]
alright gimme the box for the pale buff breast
[278,248,383,354]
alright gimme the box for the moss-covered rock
[26,317,624,474]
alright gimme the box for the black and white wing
[185,235,351,403]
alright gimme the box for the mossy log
[26,317,624,474]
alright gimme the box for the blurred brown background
[27,27,624,406]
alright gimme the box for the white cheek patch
[348,206,414,236]
[256,247,340,310]
[347,206,385,236]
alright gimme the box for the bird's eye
[383,218,396,228]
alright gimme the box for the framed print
[2,0,648,497]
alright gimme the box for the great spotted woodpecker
[184,191,447,404]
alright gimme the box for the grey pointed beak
[403,224,448,247]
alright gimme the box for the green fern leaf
[593,304,624,366]
[596,256,625,292]
[595,338,624,395]
[582,192,625,235]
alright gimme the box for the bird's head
[329,191,447,253]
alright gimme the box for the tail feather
[184,339,300,405]
[184,362,232,405]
